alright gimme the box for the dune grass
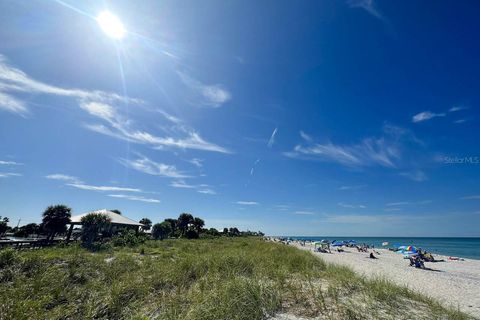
[0,238,471,320]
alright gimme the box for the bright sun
[97,11,126,39]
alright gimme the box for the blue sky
[0,0,479,236]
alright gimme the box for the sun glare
[97,11,126,39]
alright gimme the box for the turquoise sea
[288,237,480,260]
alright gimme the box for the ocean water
[288,237,480,260]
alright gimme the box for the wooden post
[66,224,74,242]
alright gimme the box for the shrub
[111,229,146,247]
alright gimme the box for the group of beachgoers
[269,237,444,270]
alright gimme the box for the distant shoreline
[272,236,480,260]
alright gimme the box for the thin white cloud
[169,179,217,195]
[0,160,22,165]
[119,156,188,178]
[46,174,83,184]
[399,170,427,182]
[300,131,313,142]
[461,195,480,200]
[108,194,160,203]
[338,202,366,209]
[274,205,290,211]
[453,119,468,124]
[170,179,196,189]
[293,211,315,215]
[347,0,385,21]
[189,158,203,168]
[449,106,468,112]
[178,72,231,108]
[0,172,22,178]
[286,125,407,168]
[386,200,431,206]
[67,183,142,193]
[412,111,446,123]
[386,202,411,206]
[197,188,216,195]
[338,185,367,191]
[79,101,116,122]
[267,127,278,147]
[0,92,27,115]
[250,158,261,176]
[235,201,259,205]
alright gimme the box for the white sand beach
[292,242,480,318]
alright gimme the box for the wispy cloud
[386,201,411,206]
[169,179,216,195]
[0,92,27,115]
[0,54,138,116]
[189,158,203,168]
[399,170,427,182]
[0,172,22,178]
[0,160,22,165]
[412,111,446,123]
[197,188,216,195]
[267,127,278,148]
[338,202,366,209]
[347,0,385,21]
[0,55,230,154]
[250,158,261,176]
[235,201,259,205]
[178,72,231,108]
[386,200,432,206]
[338,185,367,191]
[119,156,188,178]
[461,195,480,200]
[274,205,290,211]
[45,174,83,184]
[413,106,468,124]
[449,106,468,112]
[293,211,315,215]
[108,194,160,203]
[285,124,412,168]
[67,183,142,193]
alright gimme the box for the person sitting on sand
[369,252,378,259]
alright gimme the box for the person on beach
[369,252,378,259]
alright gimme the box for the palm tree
[80,213,112,248]
[177,213,194,237]
[192,217,205,235]
[42,205,71,241]
[139,218,152,231]
[164,218,178,237]
[152,221,172,240]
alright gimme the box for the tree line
[0,205,264,245]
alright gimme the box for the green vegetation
[0,216,8,237]
[41,205,71,241]
[0,238,469,320]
